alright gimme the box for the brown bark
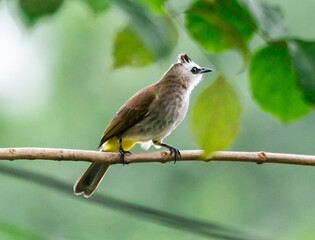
[0,148,315,166]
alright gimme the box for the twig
[0,148,315,167]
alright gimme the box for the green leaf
[288,40,315,105]
[18,0,64,26]
[241,0,286,40]
[113,25,154,68]
[113,0,176,58]
[85,0,109,14]
[0,220,45,240]
[185,0,256,55]
[191,76,242,154]
[133,0,165,15]
[249,41,311,122]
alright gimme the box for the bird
[74,53,212,198]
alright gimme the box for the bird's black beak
[200,67,213,74]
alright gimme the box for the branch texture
[1,148,315,166]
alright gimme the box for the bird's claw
[169,147,181,164]
[118,149,131,165]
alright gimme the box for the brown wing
[98,84,157,148]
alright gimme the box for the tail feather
[73,163,110,198]
[74,139,136,197]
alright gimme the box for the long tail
[74,138,136,197]
[73,162,110,198]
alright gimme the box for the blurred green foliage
[0,0,315,239]
[185,0,255,56]
[250,41,311,121]
[113,25,154,68]
[192,76,241,154]
[18,0,63,26]
[288,40,315,104]
[133,0,165,16]
[111,0,177,59]
[241,0,286,40]
[83,0,109,14]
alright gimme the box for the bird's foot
[169,147,181,164]
[118,138,131,165]
[153,141,181,164]
[118,148,131,165]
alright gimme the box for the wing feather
[98,85,157,148]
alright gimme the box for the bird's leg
[153,141,181,164]
[118,139,131,164]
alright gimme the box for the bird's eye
[190,67,198,74]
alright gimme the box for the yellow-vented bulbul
[74,53,212,197]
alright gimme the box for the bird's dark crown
[178,53,191,64]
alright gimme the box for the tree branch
[0,147,315,166]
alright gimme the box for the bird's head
[162,53,212,92]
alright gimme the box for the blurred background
[0,0,315,239]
